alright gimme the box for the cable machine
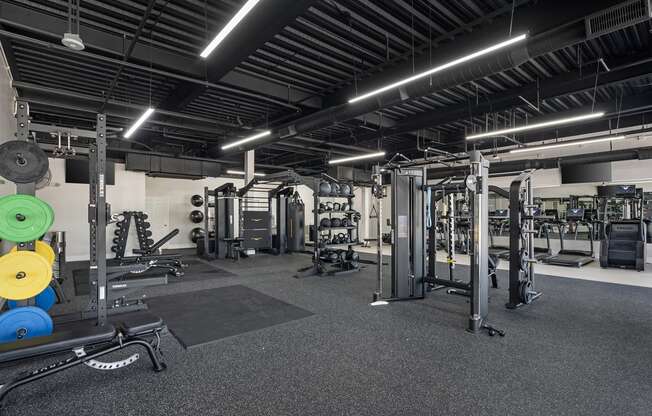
[372,151,503,335]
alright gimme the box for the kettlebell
[331,234,341,244]
[341,218,350,227]
[332,202,341,211]
[325,202,333,211]
[341,203,349,212]
[318,203,326,214]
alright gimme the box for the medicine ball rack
[297,176,361,278]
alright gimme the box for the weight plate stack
[0,140,49,184]
[0,307,54,343]
[7,286,57,312]
[10,241,55,266]
[0,251,52,300]
[0,194,55,242]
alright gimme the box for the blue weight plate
[7,286,57,312]
[0,306,54,343]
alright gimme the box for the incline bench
[0,311,166,413]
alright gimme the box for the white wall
[144,176,245,249]
[0,44,15,143]
[0,46,17,253]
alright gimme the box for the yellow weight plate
[0,251,52,300]
[10,241,56,266]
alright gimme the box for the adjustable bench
[0,311,166,413]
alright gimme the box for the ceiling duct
[585,0,652,39]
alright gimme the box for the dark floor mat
[146,285,313,349]
[179,259,235,277]
[72,268,90,296]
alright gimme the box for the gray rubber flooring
[2,253,652,416]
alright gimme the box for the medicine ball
[190,210,204,223]
[331,218,341,227]
[330,182,341,195]
[345,249,359,266]
[190,227,205,243]
[318,203,327,214]
[340,183,351,196]
[191,194,204,207]
[320,218,331,229]
[319,182,331,195]
[327,251,339,263]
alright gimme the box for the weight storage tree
[0,102,166,412]
[297,176,361,278]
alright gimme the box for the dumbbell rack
[111,212,153,259]
[297,178,360,277]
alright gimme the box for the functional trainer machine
[372,151,503,335]
[0,103,166,412]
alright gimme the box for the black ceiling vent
[586,0,652,39]
[125,154,221,179]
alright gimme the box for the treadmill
[531,207,553,260]
[488,209,510,257]
[543,207,595,267]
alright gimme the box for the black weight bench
[0,312,166,413]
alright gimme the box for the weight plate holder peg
[10,240,56,266]
[0,306,54,343]
[0,140,49,184]
[0,251,53,300]
[7,286,57,312]
[0,194,55,242]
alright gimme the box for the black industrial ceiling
[1,0,651,174]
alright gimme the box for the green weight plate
[0,195,54,242]
[0,140,49,184]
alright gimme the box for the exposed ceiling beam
[332,53,652,147]
[0,2,319,109]
[157,0,319,112]
[215,0,627,154]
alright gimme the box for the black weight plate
[0,140,49,183]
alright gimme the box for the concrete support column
[244,150,254,210]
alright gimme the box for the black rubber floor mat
[146,285,313,349]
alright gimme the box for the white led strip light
[221,130,271,150]
[349,34,527,103]
[467,112,605,140]
[509,135,625,154]
[329,151,386,165]
[124,108,155,138]
[200,0,262,58]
